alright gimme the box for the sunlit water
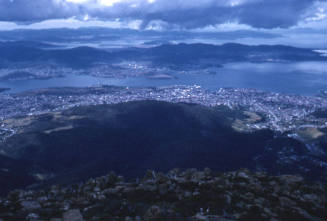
[1,62,327,96]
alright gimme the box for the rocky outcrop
[0,169,326,221]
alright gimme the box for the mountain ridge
[0,41,325,68]
[0,101,326,196]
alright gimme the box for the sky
[0,0,327,30]
[0,0,327,47]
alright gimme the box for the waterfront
[1,61,327,96]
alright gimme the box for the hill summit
[0,169,326,221]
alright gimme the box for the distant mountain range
[0,28,280,43]
[0,101,326,195]
[146,43,326,66]
[0,41,325,70]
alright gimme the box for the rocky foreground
[0,169,326,221]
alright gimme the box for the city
[1,85,327,142]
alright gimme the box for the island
[0,87,10,93]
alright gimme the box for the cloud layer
[0,0,326,29]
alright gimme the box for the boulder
[20,201,42,210]
[63,209,84,221]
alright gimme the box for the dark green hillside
[0,155,36,195]
[1,101,324,195]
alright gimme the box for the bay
[1,61,327,96]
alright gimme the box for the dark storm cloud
[0,0,325,29]
[236,0,315,29]
[0,0,80,21]
[131,0,311,29]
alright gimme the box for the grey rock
[63,209,84,221]
[26,213,40,220]
[184,191,192,198]
[193,191,200,197]
[279,175,304,184]
[279,196,297,207]
[192,214,229,221]
[302,194,319,202]
[93,187,101,192]
[144,205,163,221]
[237,171,250,180]
[158,183,168,195]
[20,201,42,210]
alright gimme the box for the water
[1,61,327,96]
